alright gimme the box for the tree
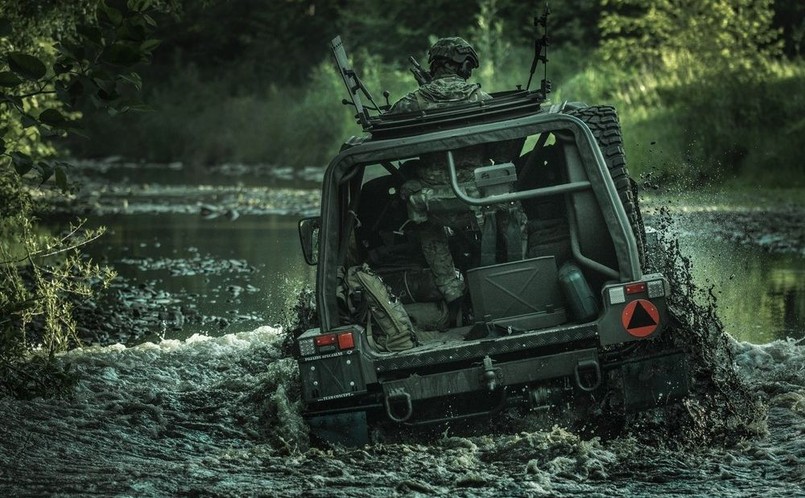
[599,0,782,82]
[0,0,178,398]
[597,0,790,180]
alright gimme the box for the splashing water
[1,212,803,496]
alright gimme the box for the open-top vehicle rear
[293,33,689,445]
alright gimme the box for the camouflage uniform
[389,75,491,116]
[387,38,493,305]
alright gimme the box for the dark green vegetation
[0,0,802,397]
[0,0,181,396]
[71,0,805,186]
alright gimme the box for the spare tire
[566,105,647,268]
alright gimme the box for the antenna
[525,3,551,99]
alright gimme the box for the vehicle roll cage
[316,112,642,331]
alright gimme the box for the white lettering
[318,392,356,401]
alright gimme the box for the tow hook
[574,359,601,392]
[384,387,413,422]
[482,356,498,391]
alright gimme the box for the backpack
[337,264,418,352]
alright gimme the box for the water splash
[1,215,803,496]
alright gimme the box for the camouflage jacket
[389,75,493,185]
[388,75,491,114]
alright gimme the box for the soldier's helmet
[427,37,479,72]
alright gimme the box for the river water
[2,161,803,496]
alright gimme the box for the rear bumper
[302,344,689,422]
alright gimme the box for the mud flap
[307,411,369,446]
[621,352,689,412]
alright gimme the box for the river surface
[2,160,803,497]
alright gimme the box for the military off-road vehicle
[294,33,689,445]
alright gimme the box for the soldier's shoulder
[388,92,420,114]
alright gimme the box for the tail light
[609,279,665,304]
[299,331,356,357]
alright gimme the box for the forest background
[0,0,803,394]
[73,0,805,187]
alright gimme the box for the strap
[480,211,497,266]
[364,318,381,351]
[503,208,523,262]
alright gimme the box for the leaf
[0,93,23,108]
[99,2,124,26]
[7,52,47,81]
[56,42,85,63]
[55,165,68,192]
[0,138,5,155]
[0,18,11,37]
[100,43,142,66]
[109,96,151,114]
[140,39,161,53]
[0,71,22,87]
[21,114,38,128]
[128,0,157,12]
[53,59,74,75]
[39,108,67,126]
[97,87,120,101]
[11,152,33,175]
[117,21,147,42]
[38,127,63,138]
[117,72,142,91]
[76,25,104,46]
[37,161,54,183]
[68,79,85,101]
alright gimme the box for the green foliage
[0,0,178,188]
[0,167,115,398]
[69,0,591,167]
[600,0,782,78]
[772,1,805,58]
[0,0,178,398]
[74,58,358,167]
[69,0,804,188]
[0,350,79,399]
[591,0,801,185]
[146,0,341,87]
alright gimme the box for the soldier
[388,37,491,115]
[387,37,496,327]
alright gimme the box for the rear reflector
[314,334,337,347]
[647,280,665,298]
[625,282,647,295]
[338,332,355,350]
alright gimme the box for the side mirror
[298,217,321,265]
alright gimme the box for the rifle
[408,56,432,86]
[525,3,551,99]
[331,36,382,130]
